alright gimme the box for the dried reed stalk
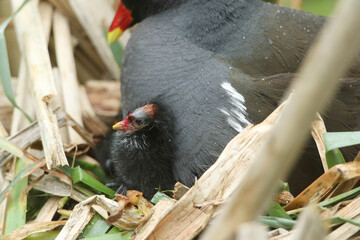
[53,10,85,146]
[47,0,108,75]
[0,110,67,167]
[3,221,66,240]
[311,114,328,172]
[325,195,360,239]
[55,202,94,240]
[0,122,8,138]
[84,80,121,124]
[39,1,53,43]
[134,199,177,239]
[292,205,326,240]
[0,124,8,235]
[51,68,70,143]
[11,2,52,135]
[236,222,267,240]
[79,86,109,136]
[34,196,61,223]
[11,0,67,168]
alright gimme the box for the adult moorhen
[106,0,360,194]
[97,103,175,198]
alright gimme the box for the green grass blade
[0,136,41,204]
[326,148,346,169]
[259,216,296,230]
[324,132,360,151]
[72,166,115,198]
[77,160,110,183]
[325,216,360,227]
[4,158,28,234]
[151,191,171,204]
[268,202,292,220]
[58,165,72,178]
[24,230,60,240]
[81,214,112,237]
[322,131,360,168]
[0,135,29,160]
[0,159,41,204]
[73,184,95,198]
[319,186,360,207]
[107,227,122,234]
[82,232,132,240]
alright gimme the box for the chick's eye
[135,119,143,125]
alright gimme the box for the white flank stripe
[220,82,251,132]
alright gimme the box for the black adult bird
[98,103,175,198]
[107,0,360,194]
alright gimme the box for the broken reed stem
[10,2,52,135]
[201,0,360,239]
[51,68,70,144]
[39,1,53,44]
[53,10,85,146]
[311,114,328,172]
[11,2,53,135]
[292,205,326,240]
[11,0,67,168]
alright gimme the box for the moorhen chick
[97,103,175,198]
[106,0,360,194]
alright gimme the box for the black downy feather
[97,102,175,199]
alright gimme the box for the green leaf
[0,136,42,205]
[24,230,60,240]
[58,196,70,209]
[73,184,95,198]
[26,189,49,221]
[268,202,292,220]
[260,216,296,230]
[58,165,72,178]
[150,191,171,204]
[81,214,112,237]
[0,159,41,205]
[0,0,33,122]
[4,158,28,234]
[324,132,360,151]
[107,227,122,234]
[326,148,345,169]
[323,131,360,168]
[82,232,132,240]
[72,166,115,198]
[0,135,27,160]
[319,186,360,207]
[325,216,360,227]
[77,160,111,183]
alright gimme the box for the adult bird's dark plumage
[97,103,175,198]
[106,0,360,194]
